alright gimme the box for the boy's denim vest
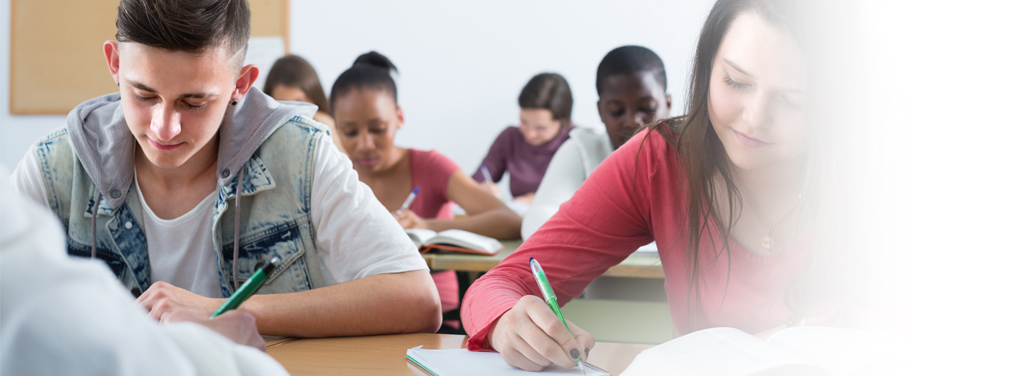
[33,116,327,297]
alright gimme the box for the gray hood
[66,88,317,208]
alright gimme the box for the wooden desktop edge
[264,337,299,348]
[266,333,653,376]
[421,240,664,279]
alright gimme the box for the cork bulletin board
[9,0,289,115]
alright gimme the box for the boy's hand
[162,309,267,351]
[137,281,223,322]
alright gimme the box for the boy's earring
[231,100,238,106]
[116,81,119,87]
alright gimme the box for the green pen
[529,257,587,376]
[211,257,280,318]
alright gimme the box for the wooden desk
[267,333,652,375]
[264,337,298,347]
[422,240,665,279]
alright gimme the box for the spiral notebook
[406,346,609,375]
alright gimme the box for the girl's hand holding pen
[394,209,428,229]
[488,295,595,372]
[481,181,502,198]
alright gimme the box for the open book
[620,326,902,376]
[405,229,504,255]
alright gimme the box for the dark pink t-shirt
[408,149,458,220]
[461,127,815,350]
[407,149,460,321]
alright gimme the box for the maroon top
[472,125,575,197]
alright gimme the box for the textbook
[406,346,609,375]
[620,326,902,376]
[405,229,504,255]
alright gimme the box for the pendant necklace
[740,182,804,255]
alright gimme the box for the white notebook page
[407,346,609,376]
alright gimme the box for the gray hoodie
[66,88,318,287]
[66,88,317,209]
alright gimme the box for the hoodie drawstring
[91,190,101,259]
[232,170,244,290]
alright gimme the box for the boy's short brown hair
[115,0,251,66]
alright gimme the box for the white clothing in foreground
[10,133,427,295]
[521,127,614,239]
[0,173,288,376]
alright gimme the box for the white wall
[1,0,714,172]
[288,0,713,172]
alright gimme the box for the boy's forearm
[242,269,441,337]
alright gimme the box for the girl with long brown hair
[460,0,873,371]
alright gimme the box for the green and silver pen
[530,257,587,376]
[211,257,280,318]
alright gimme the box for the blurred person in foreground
[1,170,288,376]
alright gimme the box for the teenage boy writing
[10,0,440,337]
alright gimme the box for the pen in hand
[211,257,280,318]
[480,165,494,183]
[395,187,419,217]
[529,257,588,376]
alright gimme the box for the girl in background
[472,73,575,206]
[264,55,343,153]
[522,45,672,239]
[330,51,521,332]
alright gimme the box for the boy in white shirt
[9,0,440,337]
[522,46,673,239]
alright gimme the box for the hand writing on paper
[489,295,596,371]
[162,309,267,351]
[395,209,428,229]
[481,181,502,198]
[137,281,223,322]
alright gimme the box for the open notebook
[407,346,609,376]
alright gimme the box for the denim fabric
[33,116,329,298]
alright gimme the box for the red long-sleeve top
[461,126,812,350]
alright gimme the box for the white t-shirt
[1,172,288,376]
[136,174,221,297]
[521,126,614,239]
[11,134,427,295]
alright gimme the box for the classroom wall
[1,0,715,173]
[290,0,714,174]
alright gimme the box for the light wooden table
[264,337,298,347]
[266,333,652,375]
[421,240,665,279]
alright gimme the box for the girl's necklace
[738,179,804,255]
